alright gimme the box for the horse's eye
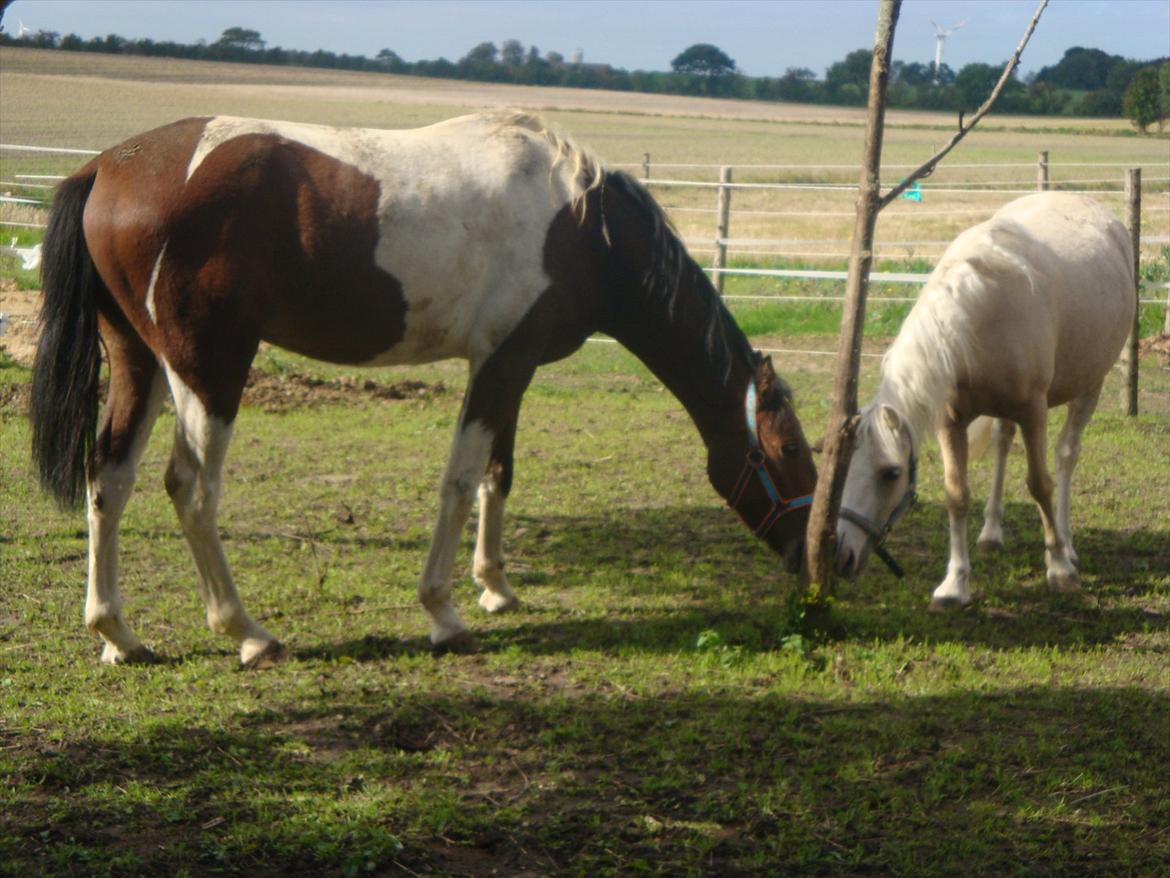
[781,443,800,456]
[881,466,902,482]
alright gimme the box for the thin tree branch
[878,0,1049,210]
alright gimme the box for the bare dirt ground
[0,285,37,366]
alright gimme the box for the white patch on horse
[144,242,167,324]
[186,114,596,366]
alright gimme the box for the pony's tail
[30,169,104,509]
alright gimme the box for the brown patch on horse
[83,121,409,422]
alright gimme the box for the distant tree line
[2,26,1167,130]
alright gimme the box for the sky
[4,0,1169,79]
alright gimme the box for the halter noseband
[839,448,918,578]
[727,382,814,540]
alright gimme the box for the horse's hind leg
[474,424,520,613]
[86,323,166,663]
[1018,400,1079,592]
[162,368,284,667]
[1054,383,1103,568]
[977,418,1017,551]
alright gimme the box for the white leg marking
[475,469,519,613]
[86,371,167,663]
[977,418,1016,550]
[1053,387,1101,570]
[164,367,280,665]
[420,419,495,646]
[144,243,167,325]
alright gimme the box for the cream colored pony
[836,192,1134,609]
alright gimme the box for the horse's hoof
[477,590,520,614]
[432,630,480,656]
[976,539,1003,553]
[1047,571,1081,593]
[928,595,970,613]
[241,640,288,670]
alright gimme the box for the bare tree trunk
[804,0,901,598]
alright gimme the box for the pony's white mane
[872,224,1031,448]
[493,112,605,223]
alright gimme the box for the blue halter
[727,382,814,539]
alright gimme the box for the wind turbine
[930,18,967,82]
[17,19,32,38]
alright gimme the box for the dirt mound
[242,369,445,411]
[1138,333,1170,365]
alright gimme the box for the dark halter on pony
[727,379,814,539]
[839,450,918,578]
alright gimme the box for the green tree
[670,43,736,77]
[214,27,265,52]
[1123,66,1161,132]
[825,49,871,102]
[500,39,524,66]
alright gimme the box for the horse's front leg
[930,418,973,611]
[421,360,534,648]
[1019,401,1079,592]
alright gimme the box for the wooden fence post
[642,152,651,180]
[1037,150,1049,191]
[1122,167,1141,416]
[713,166,732,294]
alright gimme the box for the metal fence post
[1122,167,1141,416]
[642,152,651,181]
[713,166,732,294]
[1037,150,1049,191]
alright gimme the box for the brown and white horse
[835,192,1134,609]
[32,113,817,666]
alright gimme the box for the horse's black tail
[30,169,104,509]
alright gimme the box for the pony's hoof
[241,640,288,670]
[477,590,519,614]
[928,595,970,613]
[976,538,1003,553]
[1047,571,1081,593]
[122,645,160,665]
[432,630,480,656]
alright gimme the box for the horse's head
[720,356,817,573]
[836,403,918,578]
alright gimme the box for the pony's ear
[879,404,903,438]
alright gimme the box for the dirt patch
[0,285,39,367]
[1138,332,1170,366]
[242,369,444,411]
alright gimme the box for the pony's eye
[781,443,800,456]
[881,466,902,482]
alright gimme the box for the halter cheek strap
[727,382,814,539]
[839,450,918,578]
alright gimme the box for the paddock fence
[3,143,1169,409]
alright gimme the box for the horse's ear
[755,355,776,393]
[879,404,903,437]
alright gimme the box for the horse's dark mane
[604,170,761,399]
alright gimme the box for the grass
[2,48,1169,876]
[1,338,1168,877]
